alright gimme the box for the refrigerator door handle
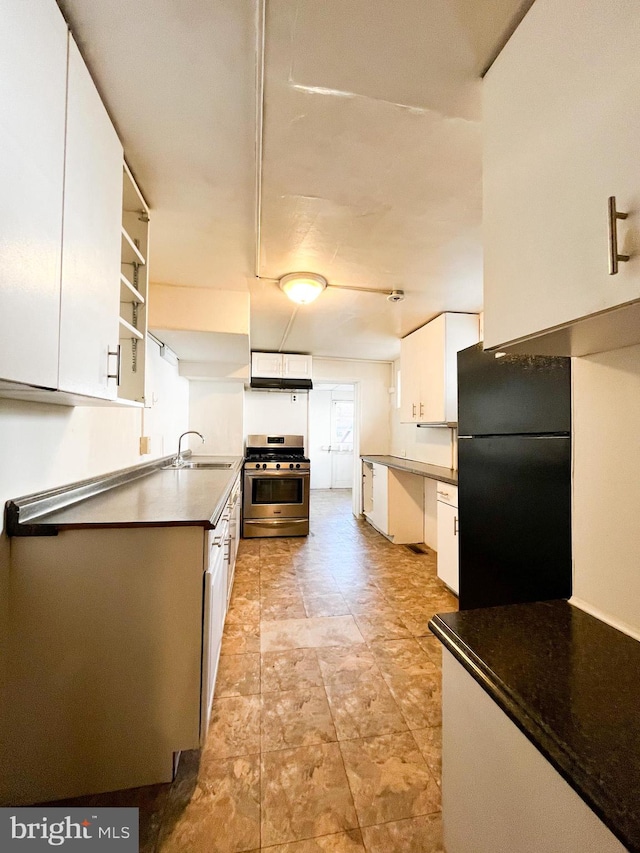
[454,516,458,536]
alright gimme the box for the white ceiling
[57,0,533,363]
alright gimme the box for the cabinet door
[442,314,480,424]
[252,352,282,378]
[371,463,389,534]
[420,316,446,423]
[483,0,640,351]
[283,353,312,379]
[201,538,227,742]
[58,38,122,398]
[362,462,374,515]
[399,332,420,423]
[437,500,459,594]
[0,0,67,387]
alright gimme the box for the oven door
[243,468,310,520]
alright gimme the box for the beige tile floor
[51,490,457,853]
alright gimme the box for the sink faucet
[175,431,204,466]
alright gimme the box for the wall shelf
[121,226,145,265]
[118,161,150,405]
[120,272,145,304]
[119,316,144,341]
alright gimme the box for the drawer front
[436,482,458,508]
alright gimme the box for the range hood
[250,377,313,391]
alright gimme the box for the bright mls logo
[0,808,138,850]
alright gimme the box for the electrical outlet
[139,436,151,455]
[400,449,406,457]
[291,393,297,403]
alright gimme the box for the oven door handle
[244,518,309,527]
[244,469,310,478]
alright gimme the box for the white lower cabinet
[201,520,228,741]
[370,462,389,534]
[442,651,625,853]
[436,484,458,594]
[362,461,423,544]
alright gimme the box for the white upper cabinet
[399,331,422,424]
[0,0,68,387]
[0,0,149,406]
[58,37,123,399]
[251,352,283,378]
[282,353,312,380]
[483,0,640,356]
[400,313,479,425]
[252,352,312,380]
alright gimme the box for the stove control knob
[262,463,267,470]
[255,463,260,469]
[296,463,301,469]
[289,463,294,469]
[276,463,281,469]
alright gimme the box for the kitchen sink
[182,462,234,469]
[161,461,234,470]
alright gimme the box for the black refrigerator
[457,343,572,610]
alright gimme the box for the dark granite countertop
[430,601,640,852]
[361,455,457,485]
[6,455,243,535]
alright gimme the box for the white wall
[313,359,392,456]
[189,381,244,455]
[244,390,308,446]
[0,343,189,683]
[572,343,640,638]
[390,360,455,468]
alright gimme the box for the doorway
[309,384,355,490]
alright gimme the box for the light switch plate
[139,436,151,455]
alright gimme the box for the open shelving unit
[119,162,149,404]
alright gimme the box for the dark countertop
[361,455,457,485]
[6,455,243,535]
[430,601,640,852]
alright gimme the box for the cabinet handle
[107,345,121,385]
[608,196,630,275]
[419,402,424,418]
[454,516,458,536]
[412,403,416,417]
[437,490,449,499]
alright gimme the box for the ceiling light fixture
[279,273,327,305]
[275,273,405,305]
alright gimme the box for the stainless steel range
[242,435,310,538]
